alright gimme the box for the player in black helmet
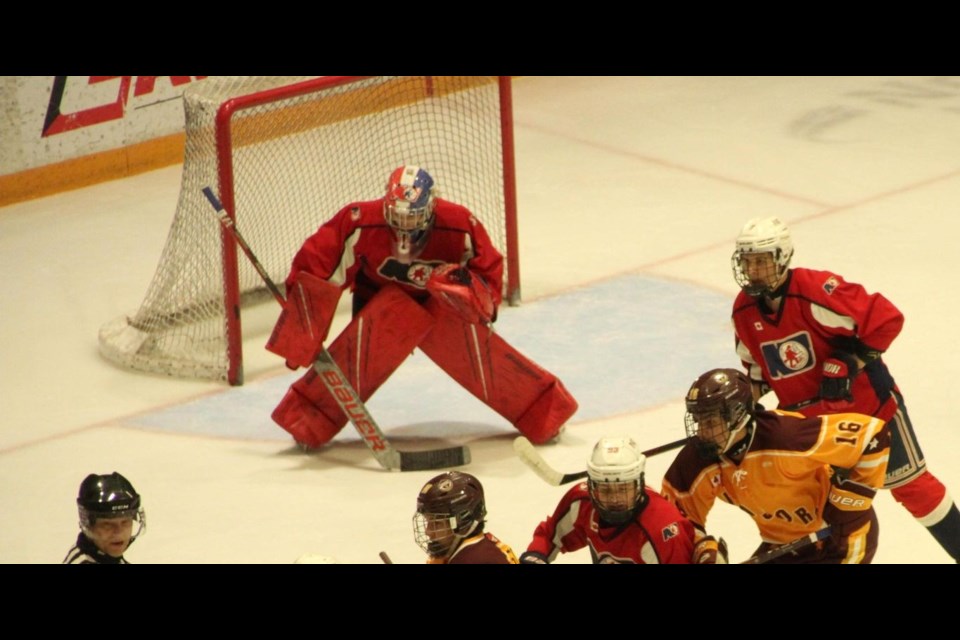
[63,472,145,564]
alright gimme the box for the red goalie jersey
[286,198,504,313]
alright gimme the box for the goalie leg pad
[266,272,343,369]
[419,298,578,442]
[514,378,579,444]
[272,386,343,448]
[271,285,435,444]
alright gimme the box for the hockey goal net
[99,76,520,385]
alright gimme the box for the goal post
[99,76,520,385]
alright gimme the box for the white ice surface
[2,76,958,564]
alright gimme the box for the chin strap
[724,419,756,461]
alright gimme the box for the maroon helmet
[413,471,486,558]
[684,368,755,457]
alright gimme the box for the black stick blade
[399,445,471,471]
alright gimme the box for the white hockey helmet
[731,216,794,296]
[586,437,647,525]
[587,437,646,483]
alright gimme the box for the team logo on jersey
[591,545,634,564]
[710,473,721,488]
[823,276,839,294]
[407,263,433,287]
[661,522,679,541]
[350,206,361,221]
[379,257,443,289]
[732,469,748,488]
[760,331,815,379]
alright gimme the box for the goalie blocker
[266,271,343,369]
[271,283,577,448]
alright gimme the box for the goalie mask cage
[99,75,520,385]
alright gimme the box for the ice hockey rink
[2,76,958,564]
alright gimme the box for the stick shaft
[514,436,688,486]
[741,528,832,564]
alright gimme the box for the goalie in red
[267,165,578,449]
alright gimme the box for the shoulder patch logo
[823,276,839,294]
[662,522,679,541]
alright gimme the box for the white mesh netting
[99,76,513,383]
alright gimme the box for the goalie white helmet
[384,165,436,261]
[731,216,794,297]
[586,437,648,526]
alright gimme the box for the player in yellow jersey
[661,368,890,563]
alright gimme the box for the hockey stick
[203,186,470,472]
[513,435,688,486]
[378,551,393,564]
[740,527,832,564]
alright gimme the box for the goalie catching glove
[426,263,496,325]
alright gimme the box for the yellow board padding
[0,133,185,209]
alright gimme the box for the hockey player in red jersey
[266,165,577,449]
[520,436,706,564]
[730,216,960,562]
[413,471,518,564]
[662,368,890,564]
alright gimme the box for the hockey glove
[426,263,496,325]
[819,351,859,402]
[519,551,548,564]
[693,535,729,564]
[822,479,876,539]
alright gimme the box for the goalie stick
[513,435,688,486]
[741,527,832,564]
[203,186,470,472]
